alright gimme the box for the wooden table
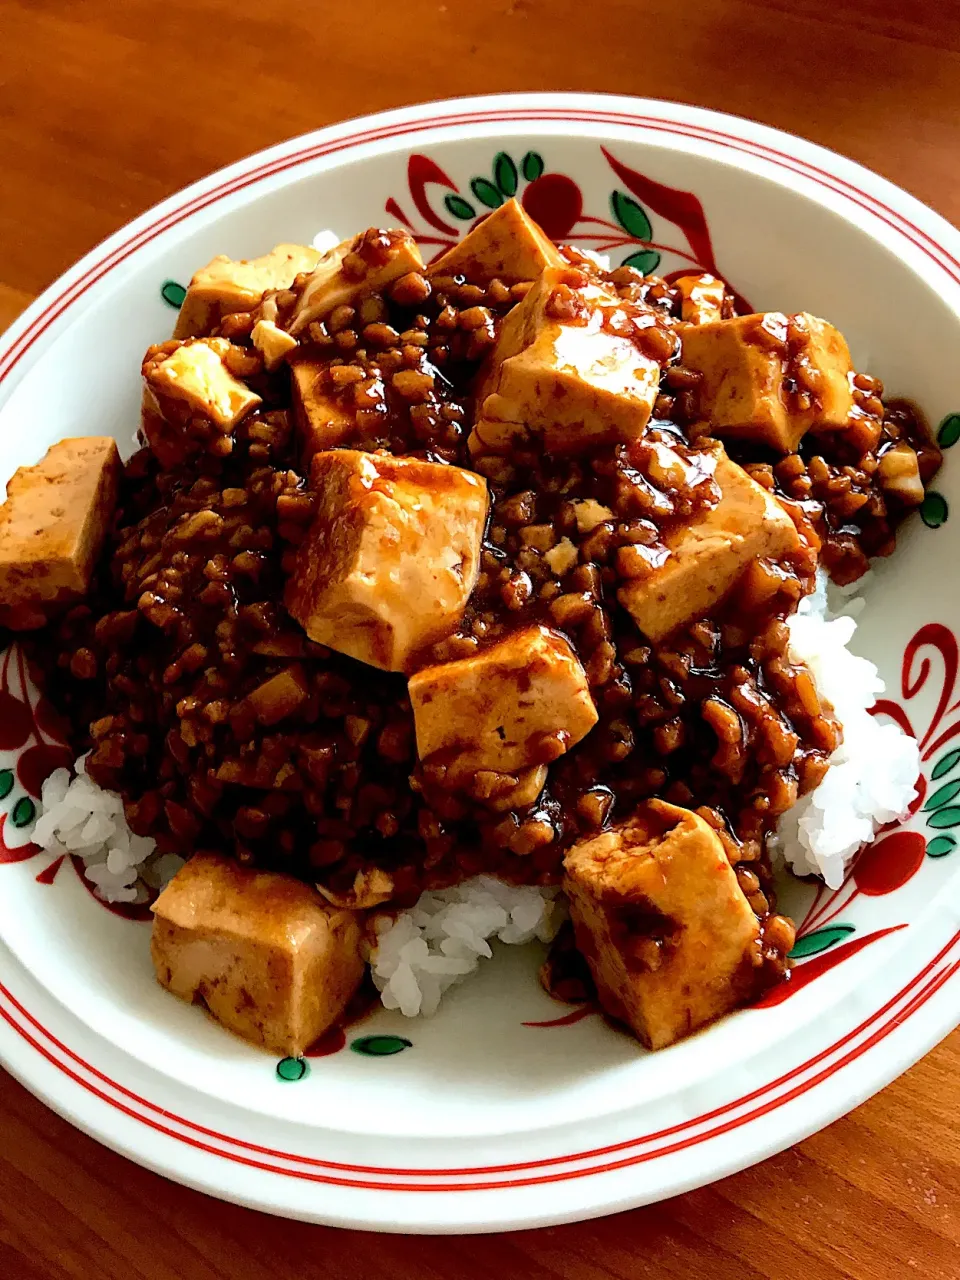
[1,1,958,1274]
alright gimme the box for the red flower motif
[520,173,583,241]
[852,830,927,896]
[0,691,32,751]
[405,154,460,238]
[17,742,73,799]
[601,146,718,274]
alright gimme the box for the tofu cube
[151,853,365,1057]
[469,266,665,457]
[675,273,727,326]
[144,339,261,429]
[428,198,565,283]
[285,450,488,672]
[174,243,323,339]
[618,453,799,641]
[563,800,761,1049]
[289,355,356,462]
[244,665,309,726]
[681,312,854,453]
[289,228,424,334]
[408,624,598,776]
[251,319,299,370]
[141,339,262,468]
[0,437,121,630]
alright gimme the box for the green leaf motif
[789,923,855,960]
[926,804,960,829]
[920,491,948,529]
[11,797,35,828]
[923,777,960,811]
[932,747,960,780]
[521,151,545,182]
[0,769,13,801]
[444,194,476,221]
[494,152,518,198]
[622,249,662,275]
[276,1056,309,1082]
[610,190,653,241]
[471,177,504,210]
[161,280,186,309]
[927,834,957,858]
[350,1034,412,1057]
[937,412,960,449]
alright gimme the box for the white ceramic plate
[1,93,959,1234]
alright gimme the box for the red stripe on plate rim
[1,931,957,1190]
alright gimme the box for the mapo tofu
[174,243,324,339]
[428,197,565,283]
[617,449,801,642]
[289,228,423,334]
[141,337,262,467]
[289,353,357,461]
[409,624,598,781]
[564,801,763,1048]
[681,311,855,453]
[0,437,120,630]
[152,853,364,1056]
[285,449,488,671]
[470,265,670,457]
[13,199,939,1058]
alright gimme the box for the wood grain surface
[1,0,958,1274]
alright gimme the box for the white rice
[369,877,564,1017]
[31,754,184,904]
[772,575,920,889]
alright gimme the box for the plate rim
[2,91,959,1232]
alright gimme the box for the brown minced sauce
[25,241,940,997]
